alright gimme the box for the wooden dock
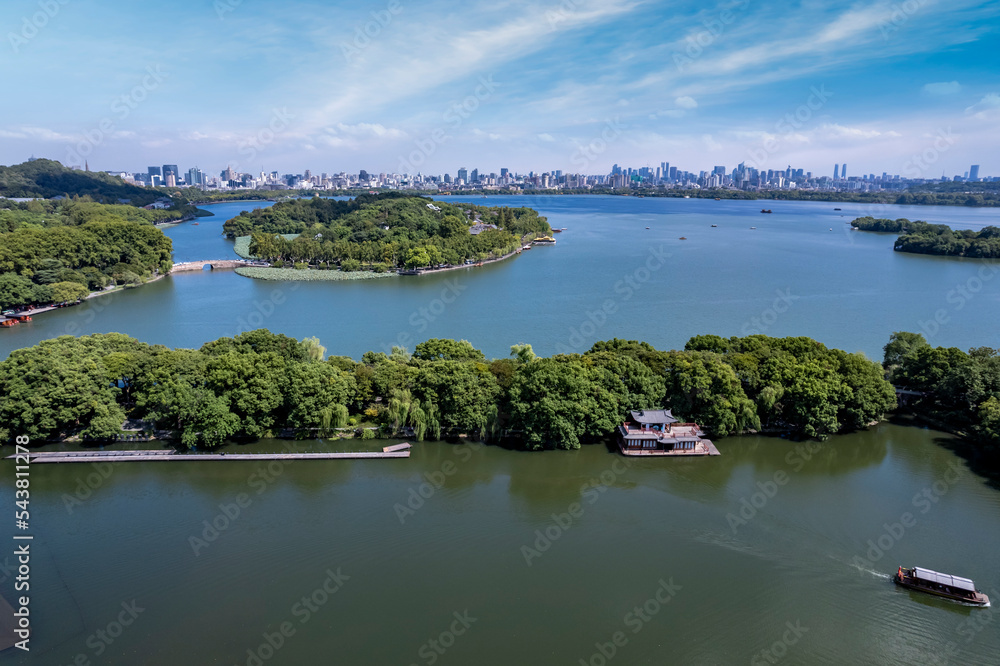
[382,442,412,453]
[8,449,409,464]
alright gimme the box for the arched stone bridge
[170,260,252,273]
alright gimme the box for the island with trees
[884,331,1000,446]
[851,216,1000,258]
[223,193,552,276]
[0,331,903,451]
[0,197,174,311]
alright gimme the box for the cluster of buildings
[103,161,993,195]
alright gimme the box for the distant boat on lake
[760,209,773,214]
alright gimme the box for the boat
[679,237,687,240]
[750,226,757,230]
[834,208,842,211]
[560,227,567,231]
[551,229,563,233]
[532,236,556,244]
[714,197,721,201]
[760,209,773,214]
[645,226,650,229]
[894,566,990,606]
[711,224,718,228]
[192,222,199,225]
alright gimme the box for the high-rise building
[470,168,479,183]
[457,167,468,183]
[148,166,162,179]
[668,166,677,180]
[841,164,847,179]
[970,164,980,181]
[187,168,204,187]
[162,165,179,183]
[500,168,509,179]
[833,164,839,180]
[165,174,176,187]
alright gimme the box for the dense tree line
[0,208,173,309]
[885,332,1000,447]
[486,187,1000,207]
[0,331,896,449]
[850,216,913,233]
[223,194,551,269]
[852,216,1000,258]
[0,197,180,233]
[893,223,1000,258]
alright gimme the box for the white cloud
[325,123,407,139]
[965,93,1000,119]
[537,133,556,142]
[674,96,698,109]
[0,126,75,142]
[702,134,722,151]
[922,81,961,95]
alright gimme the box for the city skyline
[1,1,999,175]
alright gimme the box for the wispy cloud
[923,81,961,95]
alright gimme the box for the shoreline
[3,273,167,321]
[400,244,529,276]
[183,190,999,209]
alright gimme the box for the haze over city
[2,0,999,175]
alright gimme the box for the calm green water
[2,425,999,664]
[0,196,998,360]
[2,196,1000,664]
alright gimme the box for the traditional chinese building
[616,409,719,456]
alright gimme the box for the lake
[0,196,997,361]
[1,195,999,664]
[2,424,999,664]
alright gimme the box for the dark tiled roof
[630,409,677,425]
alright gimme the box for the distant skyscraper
[500,168,509,179]
[457,167,468,183]
[970,164,980,181]
[162,165,179,183]
[148,166,162,178]
[841,164,847,179]
[668,166,677,180]
[470,168,479,183]
[833,164,839,180]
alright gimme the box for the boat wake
[836,556,890,580]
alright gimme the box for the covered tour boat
[894,566,990,606]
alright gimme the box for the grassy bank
[234,267,398,281]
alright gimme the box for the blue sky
[1,0,998,177]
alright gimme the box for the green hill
[0,158,159,205]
